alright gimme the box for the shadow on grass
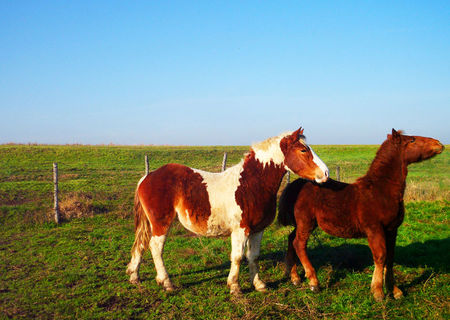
[259,238,449,289]
[159,238,449,290]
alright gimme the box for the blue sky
[1,1,449,145]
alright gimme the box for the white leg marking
[127,245,143,284]
[227,228,247,294]
[149,235,174,290]
[246,231,267,292]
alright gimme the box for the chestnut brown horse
[127,127,329,294]
[278,129,444,301]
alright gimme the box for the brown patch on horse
[236,151,286,234]
[137,164,211,236]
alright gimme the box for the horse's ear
[292,127,304,140]
[392,128,400,138]
[390,129,402,141]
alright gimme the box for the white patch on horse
[310,146,329,181]
[175,207,197,234]
[192,161,245,236]
[252,131,291,167]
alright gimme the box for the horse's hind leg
[127,238,145,284]
[246,231,266,292]
[227,228,247,295]
[384,229,403,299]
[293,229,319,292]
[149,234,175,291]
[127,204,152,284]
[285,228,301,285]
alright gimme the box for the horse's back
[306,180,366,238]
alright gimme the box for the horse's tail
[278,179,306,227]
[131,177,152,253]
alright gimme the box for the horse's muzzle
[315,169,328,183]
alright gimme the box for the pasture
[0,144,449,319]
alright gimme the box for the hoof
[229,283,242,296]
[290,274,301,286]
[254,280,267,293]
[310,285,320,293]
[292,279,301,286]
[373,291,385,302]
[164,284,176,292]
[255,286,267,293]
[157,278,175,291]
[128,273,140,285]
[393,287,404,300]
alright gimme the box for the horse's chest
[237,192,277,233]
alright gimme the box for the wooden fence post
[53,163,60,224]
[145,154,149,175]
[336,166,341,181]
[222,152,228,172]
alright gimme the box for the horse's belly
[205,207,241,236]
[176,209,209,235]
[176,206,239,237]
[318,216,364,238]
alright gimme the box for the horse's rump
[137,164,213,236]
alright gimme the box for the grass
[0,144,449,319]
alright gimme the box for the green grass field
[0,144,449,319]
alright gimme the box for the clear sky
[1,1,449,145]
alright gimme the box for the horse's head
[280,127,329,183]
[389,129,444,164]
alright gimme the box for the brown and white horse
[278,129,444,301]
[126,127,329,294]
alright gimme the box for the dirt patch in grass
[59,192,96,220]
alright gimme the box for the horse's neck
[242,151,287,192]
[363,143,408,199]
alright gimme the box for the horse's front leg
[384,229,403,299]
[367,228,387,302]
[227,228,247,295]
[246,231,267,292]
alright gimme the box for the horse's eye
[411,138,415,143]
[301,149,307,153]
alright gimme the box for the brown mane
[360,134,405,190]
